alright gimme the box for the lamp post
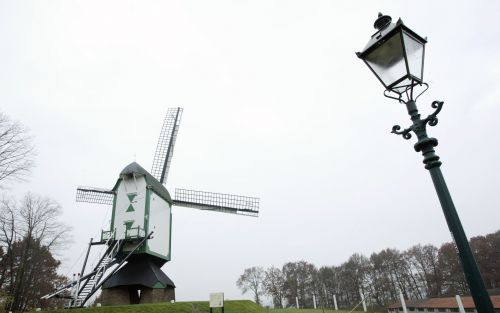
[356,13,494,313]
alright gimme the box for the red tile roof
[388,295,500,309]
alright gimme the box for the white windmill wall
[113,176,147,240]
[147,191,171,260]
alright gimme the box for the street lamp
[356,13,494,313]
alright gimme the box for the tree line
[0,112,70,312]
[236,230,499,310]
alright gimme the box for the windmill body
[110,162,172,263]
[41,108,259,308]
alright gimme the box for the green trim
[110,188,118,232]
[124,220,134,230]
[111,177,123,193]
[144,249,169,261]
[144,188,150,238]
[146,185,171,205]
[153,282,166,289]
[141,188,150,254]
[143,190,172,262]
[168,203,172,261]
[126,204,134,212]
[126,193,136,212]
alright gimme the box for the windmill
[41,108,259,308]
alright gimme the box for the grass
[44,300,262,313]
[42,301,385,313]
[268,309,384,313]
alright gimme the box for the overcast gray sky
[1,0,500,304]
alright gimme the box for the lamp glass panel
[365,32,406,87]
[403,32,424,80]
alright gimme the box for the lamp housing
[356,14,427,94]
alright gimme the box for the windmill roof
[102,259,175,289]
[113,162,172,204]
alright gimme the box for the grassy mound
[268,308,385,313]
[46,300,262,313]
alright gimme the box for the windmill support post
[323,286,329,307]
[456,295,466,313]
[79,238,93,285]
[359,289,367,312]
[399,291,408,313]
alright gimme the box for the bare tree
[18,193,71,250]
[236,266,265,305]
[406,244,442,297]
[0,197,16,292]
[438,242,468,296]
[282,261,317,308]
[263,266,285,308]
[0,193,71,312]
[470,231,500,290]
[0,112,35,185]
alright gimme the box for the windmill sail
[76,186,114,205]
[151,108,183,184]
[173,188,259,217]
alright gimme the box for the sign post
[210,293,224,313]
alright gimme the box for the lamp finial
[374,13,392,30]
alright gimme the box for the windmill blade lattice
[151,108,183,184]
[76,186,114,205]
[173,188,259,217]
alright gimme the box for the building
[387,295,500,313]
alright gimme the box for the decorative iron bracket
[424,100,443,127]
[391,124,413,140]
[391,100,444,140]
[391,100,444,169]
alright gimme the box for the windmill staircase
[67,238,122,308]
[41,230,152,308]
